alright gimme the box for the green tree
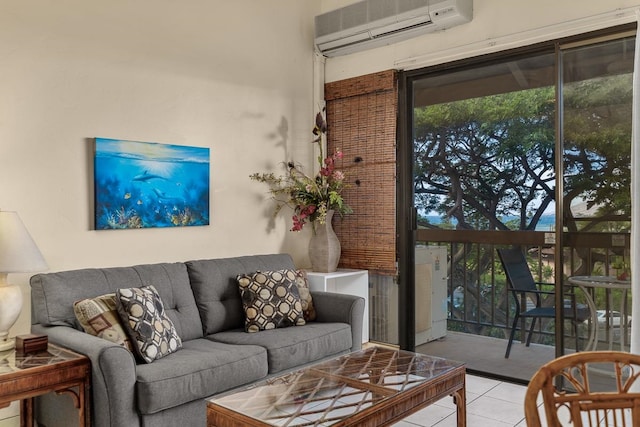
[414,87,555,231]
[563,74,632,233]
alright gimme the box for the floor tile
[401,404,455,426]
[484,381,527,404]
[393,420,423,427]
[391,374,530,427]
[465,374,502,395]
[514,419,528,427]
[467,394,526,425]
[435,411,515,427]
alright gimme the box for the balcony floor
[415,331,557,383]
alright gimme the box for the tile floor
[393,374,529,427]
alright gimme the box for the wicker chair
[525,351,640,426]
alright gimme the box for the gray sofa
[29,253,365,427]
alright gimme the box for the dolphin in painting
[132,170,167,182]
[152,188,184,204]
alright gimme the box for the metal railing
[415,230,631,350]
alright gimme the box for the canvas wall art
[94,137,210,229]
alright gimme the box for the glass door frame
[396,23,636,357]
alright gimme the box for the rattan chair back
[525,351,640,426]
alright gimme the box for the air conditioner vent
[340,2,369,30]
[315,0,472,57]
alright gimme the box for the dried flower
[251,110,352,231]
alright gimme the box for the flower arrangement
[250,110,352,231]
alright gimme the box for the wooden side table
[0,343,90,427]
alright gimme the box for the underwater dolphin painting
[94,137,210,229]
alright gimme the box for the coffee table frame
[207,346,466,427]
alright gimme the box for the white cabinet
[306,269,369,344]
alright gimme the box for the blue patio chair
[497,247,590,358]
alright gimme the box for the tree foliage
[414,87,556,231]
[413,74,632,232]
[563,74,632,232]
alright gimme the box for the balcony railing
[413,230,631,351]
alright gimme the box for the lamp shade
[0,211,47,273]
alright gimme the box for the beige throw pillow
[293,269,317,322]
[73,293,133,351]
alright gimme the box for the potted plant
[611,258,630,281]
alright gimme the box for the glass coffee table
[207,346,466,426]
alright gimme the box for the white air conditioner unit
[415,245,448,345]
[315,0,472,57]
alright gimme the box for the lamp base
[0,282,22,353]
[0,338,15,352]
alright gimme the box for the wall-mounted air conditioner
[315,0,473,57]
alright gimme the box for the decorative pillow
[73,293,133,351]
[236,270,306,333]
[292,270,316,322]
[115,285,182,363]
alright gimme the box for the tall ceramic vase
[309,210,341,272]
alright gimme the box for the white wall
[1,0,321,337]
[321,0,640,82]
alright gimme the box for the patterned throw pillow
[73,293,133,351]
[236,270,306,333]
[115,285,182,363]
[292,270,316,322]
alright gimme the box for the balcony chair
[525,351,640,426]
[497,247,590,358]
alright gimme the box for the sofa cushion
[236,270,306,332]
[30,263,204,341]
[135,339,267,414]
[73,293,133,351]
[116,285,182,363]
[210,322,352,374]
[185,254,296,335]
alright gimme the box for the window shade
[325,70,398,275]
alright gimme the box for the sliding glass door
[399,27,634,381]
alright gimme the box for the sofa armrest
[310,291,365,351]
[32,324,140,427]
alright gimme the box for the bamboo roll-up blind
[325,70,398,275]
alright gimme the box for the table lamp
[0,211,47,351]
